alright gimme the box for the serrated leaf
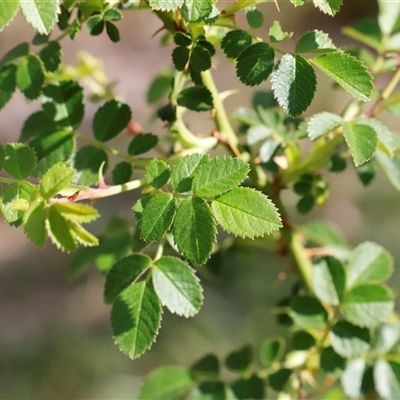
[295,30,336,53]
[2,182,35,226]
[190,44,212,72]
[340,284,394,328]
[128,133,158,156]
[330,321,370,358]
[236,42,275,86]
[19,0,60,34]
[313,0,342,16]
[112,161,132,184]
[139,366,195,400]
[111,281,162,359]
[341,358,365,399]
[149,0,184,11]
[16,54,44,99]
[192,157,249,198]
[212,187,281,238]
[177,86,213,112]
[140,193,176,241]
[225,344,253,373]
[347,242,393,287]
[374,360,400,400]
[307,112,342,140]
[269,21,292,43]
[259,337,285,367]
[171,153,208,193]
[181,0,213,23]
[153,256,203,317]
[23,199,47,247]
[73,145,108,186]
[40,163,75,199]
[311,51,373,101]
[52,202,99,223]
[69,221,98,247]
[221,30,252,59]
[289,296,328,329]
[246,7,264,30]
[312,256,346,306]
[172,197,215,265]
[39,41,62,72]
[93,100,131,142]
[271,54,316,116]
[172,46,190,71]
[4,142,36,180]
[0,64,17,109]
[104,254,152,304]
[40,81,84,129]
[342,122,378,166]
[174,32,192,47]
[0,0,19,32]
[146,159,170,189]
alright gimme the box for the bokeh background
[1,1,399,399]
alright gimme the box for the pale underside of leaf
[19,0,60,35]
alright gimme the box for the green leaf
[0,0,19,32]
[140,193,176,242]
[375,322,400,354]
[236,43,275,87]
[340,284,394,328]
[0,143,5,170]
[139,366,195,400]
[347,242,393,287]
[174,32,192,47]
[290,0,307,6]
[16,54,44,99]
[330,321,370,358]
[268,368,292,392]
[128,133,159,156]
[170,153,208,193]
[311,51,373,101]
[188,381,226,400]
[104,254,152,304]
[221,30,252,59]
[342,19,383,52]
[312,0,342,16]
[93,100,131,142]
[296,194,314,215]
[378,0,400,35]
[0,64,17,109]
[23,200,47,247]
[40,81,84,129]
[320,347,345,376]
[172,46,190,71]
[39,41,62,72]
[231,375,264,400]
[191,354,219,379]
[147,69,173,103]
[295,30,336,53]
[172,197,216,265]
[289,296,328,329]
[51,202,99,223]
[112,161,132,184]
[247,125,272,145]
[145,159,170,189]
[259,337,285,367]
[192,157,249,198]
[87,15,104,35]
[73,146,108,186]
[4,143,37,180]
[246,7,264,30]
[2,182,35,226]
[153,256,203,317]
[40,163,75,199]
[149,0,184,12]
[301,219,348,248]
[292,331,316,351]
[225,344,253,373]
[181,0,213,23]
[212,187,282,238]
[271,54,316,116]
[312,256,346,306]
[342,122,378,166]
[307,112,342,140]
[19,0,60,34]
[374,360,400,400]
[177,86,213,112]
[190,44,212,72]
[103,8,123,21]
[111,281,162,359]
[376,150,400,191]
[269,21,292,43]
[341,358,365,399]
[0,42,29,67]
[105,21,120,43]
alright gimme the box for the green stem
[0,176,21,185]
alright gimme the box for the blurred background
[2,1,399,398]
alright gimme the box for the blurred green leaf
[4,142,36,180]
[187,381,226,400]
[292,330,316,350]
[112,161,132,184]
[231,375,264,399]
[0,64,16,109]
[374,360,400,400]
[246,7,264,29]
[268,368,292,392]
[190,354,219,379]
[16,54,44,99]
[378,0,400,35]
[259,336,285,367]
[73,145,108,186]
[105,21,120,43]
[289,296,327,329]
[177,86,213,111]
[375,322,400,354]
[147,69,173,103]
[307,112,342,140]
[320,347,345,376]
[87,15,104,35]
[39,41,62,72]
[341,358,365,399]
[128,133,159,156]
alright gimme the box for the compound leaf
[4,142,36,180]
[19,0,60,34]
[172,197,216,265]
[153,256,203,317]
[192,157,249,198]
[259,337,285,367]
[307,112,342,140]
[221,30,252,59]
[341,358,365,399]
[271,54,316,116]
[211,187,282,238]
[104,254,152,304]
[111,281,162,359]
